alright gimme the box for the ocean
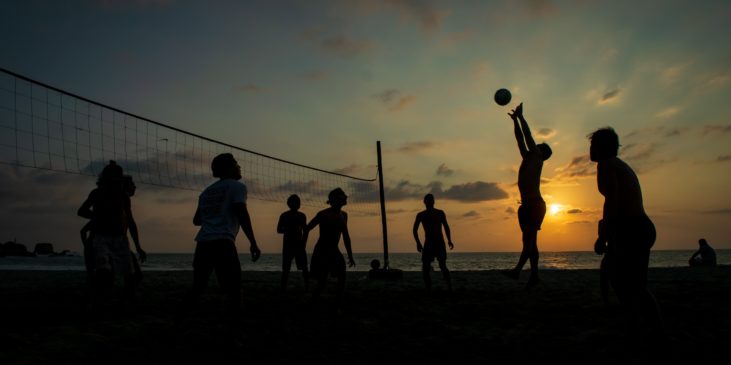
[0,250,727,272]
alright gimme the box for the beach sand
[1,267,729,364]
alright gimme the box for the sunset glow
[1,1,730,253]
[550,204,562,216]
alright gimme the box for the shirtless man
[504,103,552,288]
[413,194,454,291]
[590,127,663,336]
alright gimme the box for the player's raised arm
[516,103,537,152]
[509,103,528,158]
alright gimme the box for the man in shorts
[277,194,309,292]
[413,194,454,292]
[590,127,663,336]
[191,153,261,317]
[503,103,552,288]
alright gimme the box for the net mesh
[0,68,380,213]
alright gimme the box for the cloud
[383,180,426,201]
[397,141,439,154]
[380,179,507,202]
[566,220,592,225]
[598,88,621,105]
[321,36,376,57]
[661,62,692,84]
[273,180,321,193]
[717,155,731,162]
[505,207,516,215]
[621,143,656,162]
[624,126,691,139]
[535,128,556,139]
[301,27,375,57]
[553,155,594,181]
[386,0,449,32]
[332,164,361,175]
[702,125,731,136]
[374,89,400,103]
[233,84,270,94]
[435,163,454,177]
[432,181,508,202]
[566,208,583,214]
[702,208,731,215]
[524,0,557,18]
[618,143,674,173]
[461,210,481,219]
[703,70,731,89]
[372,89,416,112]
[655,107,680,119]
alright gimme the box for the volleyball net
[0,67,380,214]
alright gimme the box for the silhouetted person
[80,175,146,289]
[413,194,454,292]
[277,194,309,292]
[590,127,664,338]
[503,103,552,288]
[306,188,355,301]
[80,220,95,286]
[78,161,145,305]
[689,238,717,267]
[190,153,261,318]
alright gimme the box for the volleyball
[494,88,511,106]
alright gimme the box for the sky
[1,0,730,254]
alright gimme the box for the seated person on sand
[689,238,717,267]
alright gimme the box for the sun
[549,204,562,216]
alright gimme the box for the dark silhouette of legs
[508,230,539,287]
[313,275,327,299]
[302,267,310,293]
[187,240,241,319]
[422,262,432,291]
[437,259,452,292]
[336,272,346,302]
[281,256,292,292]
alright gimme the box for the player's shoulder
[227,179,247,189]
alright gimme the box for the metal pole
[377,141,389,270]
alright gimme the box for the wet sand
[0,267,728,364]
